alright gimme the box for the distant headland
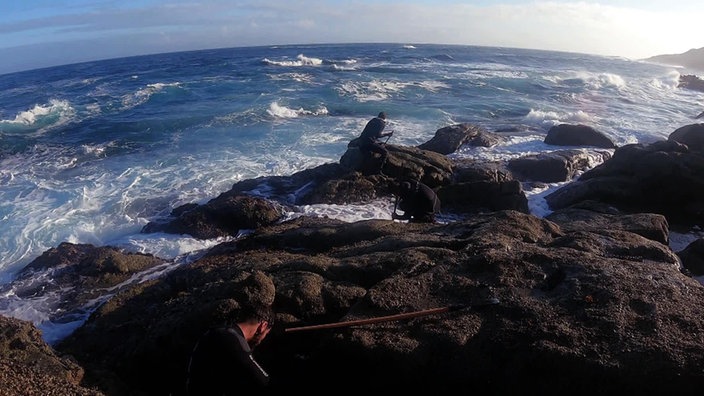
[644,47,704,71]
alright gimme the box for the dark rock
[11,242,165,322]
[678,238,704,276]
[678,74,704,92]
[142,194,287,239]
[545,124,616,149]
[21,242,164,283]
[545,140,704,227]
[508,149,611,183]
[470,130,504,148]
[55,212,704,394]
[669,123,704,151]
[438,180,529,214]
[451,159,514,183]
[340,144,453,187]
[417,123,504,154]
[0,315,104,395]
[144,140,456,240]
[226,162,395,206]
[545,205,670,244]
[227,162,351,203]
[298,172,390,204]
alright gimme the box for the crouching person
[392,180,441,223]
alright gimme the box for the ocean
[0,43,702,344]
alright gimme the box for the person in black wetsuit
[186,304,275,394]
[392,180,441,223]
[358,112,393,173]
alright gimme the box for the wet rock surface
[53,212,704,394]
[0,315,104,395]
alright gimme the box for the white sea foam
[267,72,314,83]
[0,99,75,133]
[464,69,530,80]
[284,199,396,223]
[80,141,114,157]
[262,54,323,67]
[413,80,451,92]
[111,232,231,261]
[336,78,450,103]
[669,229,704,253]
[121,82,181,109]
[571,72,627,90]
[524,108,598,128]
[329,59,358,71]
[331,63,357,71]
[649,70,681,90]
[337,80,407,102]
[266,101,329,118]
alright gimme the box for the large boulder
[226,162,352,203]
[56,211,704,394]
[438,180,529,214]
[441,159,529,214]
[678,74,704,92]
[545,202,670,244]
[9,242,165,329]
[545,124,616,149]
[508,149,611,183]
[140,132,525,240]
[545,140,704,227]
[669,123,704,152]
[340,143,453,187]
[142,194,287,239]
[417,123,504,154]
[677,238,704,276]
[451,159,514,183]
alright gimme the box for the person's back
[187,305,273,394]
[394,180,440,223]
[360,114,387,141]
[187,327,268,394]
[357,112,392,174]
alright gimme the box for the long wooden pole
[284,305,460,333]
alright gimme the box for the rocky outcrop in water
[544,124,616,149]
[678,238,704,276]
[545,131,704,227]
[508,149,611,183]
[11,242,166,320]
[0,315,104,395]
[417,123,504,154]
[678,74,704,92]
[669,123,704,151]
[142,194,288,239]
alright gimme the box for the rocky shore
[2,121,704,395]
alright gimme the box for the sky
[0,0,702,75]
